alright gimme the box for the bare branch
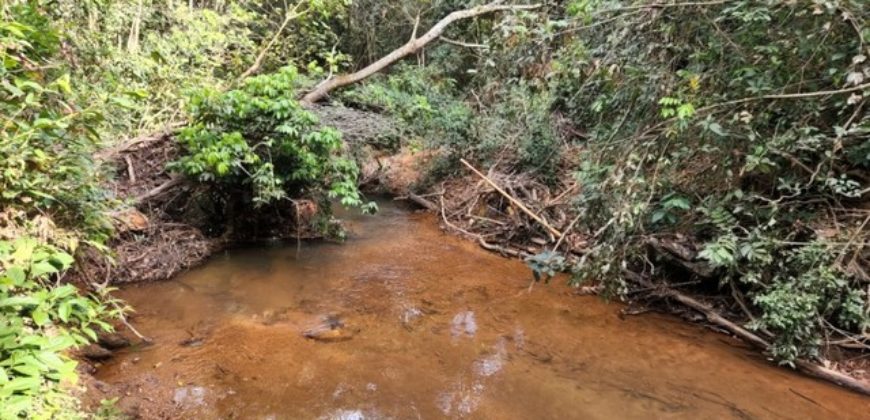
[461,159,562,239]
[237,3,306,82]
[440,36,488,49]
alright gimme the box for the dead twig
[124,156,136,183]
[460,159,563,238]
[408,192,439,211]
[133,176,183,204]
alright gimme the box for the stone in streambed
[98,332,131,350]
[302,314,359,343]
[82,344,113,361]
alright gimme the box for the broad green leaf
[31,307,49,327]
[57,302,71,323]
[0,296,39,308]
[82,327,97,341]
[30,261,58,278]
[2,376,39,392]
[11,364,40,378]
[11,238,37,265]
[35,352,65,371]
[5,267,26,286]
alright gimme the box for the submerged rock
[82,344,113,361]
[173,386,207,407]
[450,311,477,338]
[302,315,359,343]
[98,332,131,350]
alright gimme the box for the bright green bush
[173,66,369,210]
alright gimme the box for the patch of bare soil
[359,147,441,195]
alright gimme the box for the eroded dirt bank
[85,200,870,419]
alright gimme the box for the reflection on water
[94,200,870,419]
[450,311,478,338]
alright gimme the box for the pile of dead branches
[72,129,224,286]
[421,159,587,259]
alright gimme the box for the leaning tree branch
[300,1,541,106]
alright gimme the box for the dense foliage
[2,0,357,416]
[1,2,111,241]
[1,2,123,417]
[343,0,869,365]
[173,66,368,210]
[548,0,869,364]
[0,237,122,418]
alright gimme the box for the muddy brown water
[93,201,870,419]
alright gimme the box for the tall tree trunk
[300,1,541,107]
[127,0,143,53]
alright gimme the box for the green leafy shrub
[474,84,560,180]
[346,66,561,182]
[172,66,367,210]
[0,237,124,418]
[549,0,870,363]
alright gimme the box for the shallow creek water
[94,201,870,419]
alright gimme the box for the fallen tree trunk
[300,1,540,106]
[621,269,870,396]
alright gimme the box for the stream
[93,200,870,419]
